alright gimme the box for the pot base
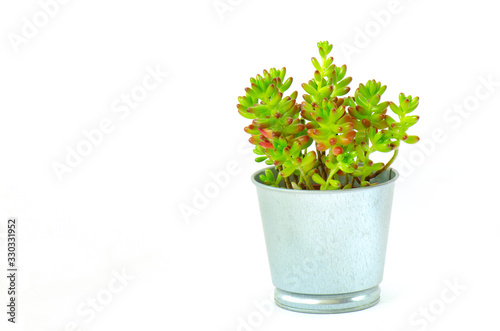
[274,286,380,314]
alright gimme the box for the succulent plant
[237,41,419,190]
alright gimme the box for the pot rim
[251,166,399,194]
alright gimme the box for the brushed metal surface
[274,286,380,314]
[251,168,398,313]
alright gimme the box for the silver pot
[251,167,399,314]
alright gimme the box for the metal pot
[251,167,399,314]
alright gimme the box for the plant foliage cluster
[238,41,419,190]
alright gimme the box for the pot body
[251,168,398,313]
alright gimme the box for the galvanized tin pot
[251,167,399,314]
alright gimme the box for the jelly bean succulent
[237,41,420,190]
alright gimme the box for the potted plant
[237,41,420,314]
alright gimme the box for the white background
[0,0,499,330]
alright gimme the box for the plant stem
[366,149,399,180]
[316,147,327,180]
[284,175,292,189]
[317,162,325,179]
[360,151,370,182]
[299,168,314,190]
